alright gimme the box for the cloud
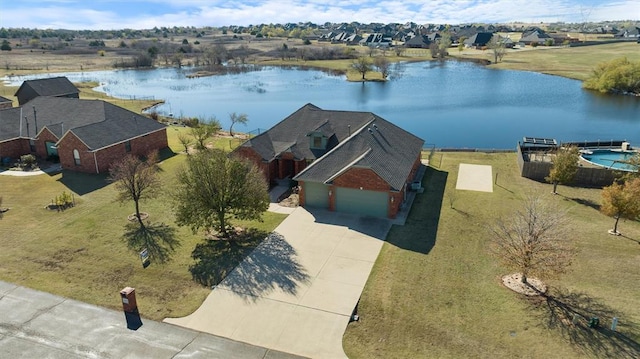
[2,0,638,29]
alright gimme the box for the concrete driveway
[165,208,391,358]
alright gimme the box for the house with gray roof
[0,96,167,174]
[233,104,424,218]
[15,76,80,105]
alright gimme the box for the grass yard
[0,130,287,321]
[343,152,640,358]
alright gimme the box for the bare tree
[545,146,580,194]
[228,112,248,137]
[487,35,507,63]
[190,118,221,150]
[373,56,390,79]
[351,56,372,80]
[109,151,161,228]
[177,132,192,154]
[489,195,575,286]
[600,177,640,235]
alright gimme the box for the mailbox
[120,287,137,313]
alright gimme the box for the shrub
[20,154,36,169]
[53,191,74,211]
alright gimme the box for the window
[73,149,81,165]
[313,136,322,148]
[125,141,131,153]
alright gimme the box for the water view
[4,61,639,149]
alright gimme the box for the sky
[2,0,639,30]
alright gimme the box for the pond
[4,61,639,149]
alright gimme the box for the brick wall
[56,132,96,173]
[233,146,271,182]
[0,139,31,159]
[333,167,391,191]
[57,129,168,174]
[35,127,60,159]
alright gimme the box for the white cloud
[2,0,638,29]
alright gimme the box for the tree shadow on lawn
[123,222,180,264]
[386,166,447,255]
[560,195,601,212]
[190,230,309,301]
[526,286,640,358]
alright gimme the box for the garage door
[336,187,388,218]
[304,182,329,209]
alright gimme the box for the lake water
[4,61,639,149]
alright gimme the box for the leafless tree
[489,195,575,285]
[108,151,161,228]
[351,56,372,80]
[373,56,390,79]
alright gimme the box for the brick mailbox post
[120,287,137,313]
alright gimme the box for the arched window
[73,149,81,165]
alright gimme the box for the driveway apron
[164,207,390,358]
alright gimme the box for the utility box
[120,287,137,313]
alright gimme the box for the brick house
[15,76,80,105]
[0,96,167,174]
[233,104,424,218]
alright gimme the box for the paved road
[0,281,305,359]
[165,208,392,359]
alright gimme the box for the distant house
[519,28,553,45]
[464,32,494,48]
[0,96,167,174]
[404,35,431,48]
[15,76,80,105]
[615,27,640,38]
[0,96,12,110]
[233,103,424,218]
[360,33,392,47]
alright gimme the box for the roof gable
[236,103,374,161]
[293,110,424,191]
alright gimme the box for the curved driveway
[165,207,391,358]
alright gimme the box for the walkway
[0,281,304,359]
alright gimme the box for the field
[452,41,640,80]
[342,152,640,358]
[0,128,287,321]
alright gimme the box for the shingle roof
[0,96,11,104]
[0,97,165,150]
[293,112,424,191]
[15,76,79,98]
[237,103,374,161]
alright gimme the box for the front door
[45,141,58,157]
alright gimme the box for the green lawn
[343,152,640,358]
[0,131,287,321]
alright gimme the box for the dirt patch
[127,212,149,221]
[501,273,547,296]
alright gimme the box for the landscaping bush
[20,154,36,169]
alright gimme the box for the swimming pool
[580,150,639,171]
